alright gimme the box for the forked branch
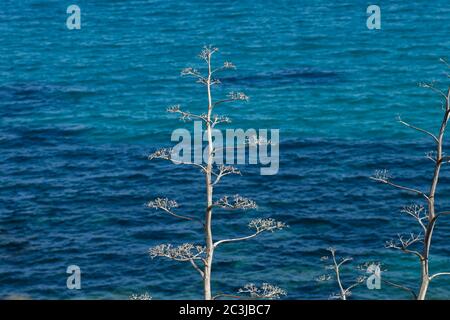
[212,165,241,185]
[149,148,207,172]
[318,248,365,300]
[213,91,249,108]
[147,198,203,225]
[214,218,286,248]
[167,105,208,122]
[385,233,424,259]
[397,115,438,143]
[401,204,427,232]
[149,243,206,278]
[370,170,428,199]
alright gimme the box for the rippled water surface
[1,1,450,299]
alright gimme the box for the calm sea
[1,0,449,299]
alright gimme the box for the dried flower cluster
[401,204,427,231]
[370,169,390,182]
[199,46,218,62]
[147,198,178,211]
[246,135,273,146]
[238,283,287,299]
[181,67,202,77]
[249,218,286,233]
[222,61,235,69]
[148,148,173,161]
[227,91,249,102]
[212,114,231,126]
[385,233,424,258]
[215,195,257,210]
[149,243,205,262]
[130,293,152,300]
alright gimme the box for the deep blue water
[1,0,450,299]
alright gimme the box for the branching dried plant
[148,46,286,300]
[371,63,450,300]
[317,248,365,300]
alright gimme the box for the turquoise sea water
[1,1,450,299]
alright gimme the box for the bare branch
[214,218,286,248]
[398,233,423,248]
[447,87,450,110]
[212,293,249,300]
[167,105,230,127]
[397,115,438,143]
[149,148,207,172]
[441,155,450,163]
[212,61,236,74]
[344,276,366,295]
[401,204,428,232]
[190,259,205,278]
[213,233,260,248]
[180,67,207,84]
[382,279,417,299]
[329,248,348,299]
[429,272,450,281]
[212,165,241,185]
[211,114,231,127]
[426,151,437,163]
[419,81,449,100]
[167,105,208,122]
[321,248,365,300]
[376,71,449,300]
[147,198,202,224]
[214,91,249,107]
[436,211,450,218]
[385,233,424,259]
[370,170,428,199]
[440,58,450,69]
[180,67,203,78]
[439,58,450,78]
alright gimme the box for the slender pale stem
[330,251,347,300]
[203,51,215,300]
[417,88,450,300]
